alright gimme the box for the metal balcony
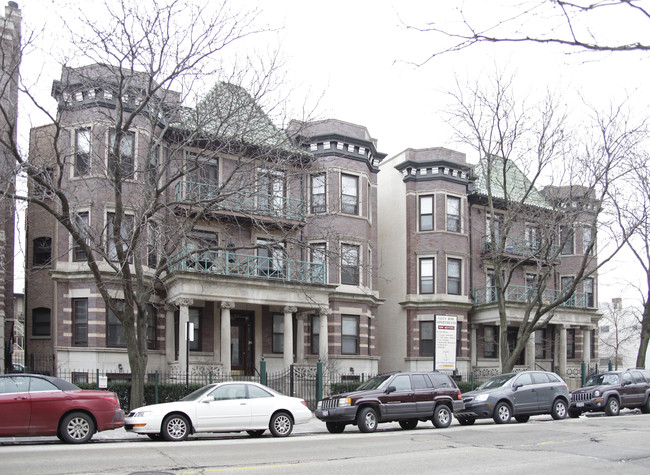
[480,235,560,260]
[473,285,591,308]
[174,181,306,222]
[169,248,326,285]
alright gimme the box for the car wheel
[326,422,346,433]
[568,410,581,418]
[59,412,95,444]
[246,430,265,437]
[515,415,530,423]
[432,405,452,429]
[605,397,620,417]
[493,402,512,424]
[456,416,476,426]
[147,433,163,441]
[357,407,378,433]
[398,419,418,430]
[269,412,293,437]
[641,397,650,414]
[551,399,568,420]
[162,414,190,441]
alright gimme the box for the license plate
[576,402,584,407]
[322,410,329,416]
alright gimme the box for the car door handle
[14,396,28,400]
[240,402,247,405]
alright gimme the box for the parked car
[125,381,312,441]
[315,371,464,433]
[0,374,125,443]
[455,371,569,425]
[569,369,650,417]
[10,363,25,373]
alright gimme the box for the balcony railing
[474,285,591,308]
[481,235,560,260]
[169,248,326,285]
[174,180,306,221]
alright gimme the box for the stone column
[213,304,220,362]
[165,305,176,364]
[525,332,536,369]
[583,327,591,364]
[283,306,297,368]
[559,325,567,378]
[296,313,307,364]
[221,301,235,374]
[470,325,477,367]
[177,299,192,374]
[319,308,331,361]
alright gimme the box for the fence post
[96,368,100,390]
[209,370,213,384]
[470,371,474,391]
[290,363,295,396]
[608,360,613,371]
[155,370,159,405]
[581,361,586,386]
[316,359,323,401]
[260,356,266,386]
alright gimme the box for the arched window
[33,237,52,266]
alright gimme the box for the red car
[0,374,125,443]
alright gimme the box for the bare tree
[450,70,640,372]
[0,0,323,408]
[598,298,641,369]
[411,0,650,61]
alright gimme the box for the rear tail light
[457,390,462,400]
[104,394,120,407]
[300,400,308,408]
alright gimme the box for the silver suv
[455,370,570,425]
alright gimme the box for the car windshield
[180,385,215,401]
[585,373,620,386]
[356,374,392,391]
[476,374,515,390]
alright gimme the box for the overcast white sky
[12,0,650,307]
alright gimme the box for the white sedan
[125,382,312,441]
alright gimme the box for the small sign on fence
[98,376,108,389]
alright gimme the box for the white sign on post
[435,315,457,371]
[188,322,194,342]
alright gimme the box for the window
[258,169,285,213]
[419,195,434,231]
[486,270,497,302]
[342,315,359,355]
[311,315,320,355]
[412,373,433,389]
[584,278,595,307]
[107,213,134,262]
[189,307,202,351]
[507,328,525,365]
[75,128,90,176]
[341,244,360,285]
[447,258,461,295]
[341,174,359,215]
[310,173,326,213]
[258,239,285,278]
[272,313,284,353]
[147,304,157,350]
[73,299,88,347]
[107,301,126,348]
[310,242,327,283]
[567,328,576,359]
[420,321,434,357]
[32,308,51,337]
[560,225,574,255]
[535,329,547,359]
[33,237,52,266]
[583,225,594,254]
[186,152,219,200]
[525,223,539,250]
[446,196,461,232]
[485,214,502,248]
[147,144,159,187]
[108,130,135,177]
[483,325,497,358]
[147,222,158,268]
[561,276,575,305]
[73,211,89,261]
[419,257,434,294]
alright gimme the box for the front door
[231,313,254,375]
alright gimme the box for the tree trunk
[636,296,650,369]
[127,349,147,410]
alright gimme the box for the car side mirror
[202,396,215,403]
[386,385,396,394]
[513,383,522,391]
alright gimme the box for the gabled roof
[175,82,304,154]
[472,155,551,209]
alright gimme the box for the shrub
[330,381,361,396]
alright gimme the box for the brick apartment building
[0,1,20,373]
[24,64,384,381]
[378,148,600,387]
